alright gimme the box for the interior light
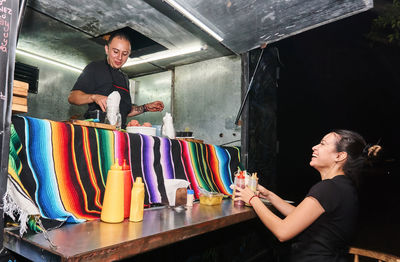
[16,49,83,73]
[123,45,205,67]
[163,0,224,42]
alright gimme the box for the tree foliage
[368,0,400,46]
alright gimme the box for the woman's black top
[291,175,359,262]
[72,60,132,127]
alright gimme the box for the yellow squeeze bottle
[246,172,259,206]
[249,172,258,192]
[129,177,145,222]
[101,160,124,223]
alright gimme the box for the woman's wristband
[249,195,258,206]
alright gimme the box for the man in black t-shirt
[68,31,164,128]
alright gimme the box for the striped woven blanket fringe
[6,116,241,235]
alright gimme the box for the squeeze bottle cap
[110,159,122,170]
[134,177,144,184]
[187,189,194,194]
[122,159,130,170]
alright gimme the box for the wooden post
[240,52,249,170]
[0,0,19,254]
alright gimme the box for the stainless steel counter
[4,199,258,261]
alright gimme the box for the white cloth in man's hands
[106,91,121,125]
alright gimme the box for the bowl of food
[199,192,224,206]
[126,126,156,136]
[126,120,156,136]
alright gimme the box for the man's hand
[145,101,164,112]
[90,94,108,112]
[68,90,108,112]
[128,101,164,117]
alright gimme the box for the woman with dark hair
[234,129,381,261]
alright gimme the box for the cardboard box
[12,80,28,113]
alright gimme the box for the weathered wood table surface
[4,199,259,261]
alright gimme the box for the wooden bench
[349,247,400,262]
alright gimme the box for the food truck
[2,0,387,261]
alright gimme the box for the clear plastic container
[199,192,224,206]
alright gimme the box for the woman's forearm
[266,192,295,216]
[251,196,323,242]
[251,197,289,242]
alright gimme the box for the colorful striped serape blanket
[6,116,240,232]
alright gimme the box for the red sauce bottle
[234,172,246,206]
[122,159,132,218]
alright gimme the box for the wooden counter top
[4,199,259,261]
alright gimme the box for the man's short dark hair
[107,30,132,46]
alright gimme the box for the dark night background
[248,0,400,257]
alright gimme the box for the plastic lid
[122,159,130,170]
[187,189,194,194]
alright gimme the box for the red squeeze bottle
[234,172,246,206]
[122,159,132,218]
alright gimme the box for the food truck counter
[4,116,253,261]
[4,199,261,261]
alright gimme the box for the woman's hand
[145,101,164,112]
[234,186,257,205]
[257,184,272,199]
